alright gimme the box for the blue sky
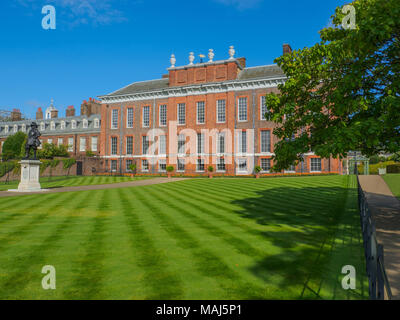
[0,0,348,119]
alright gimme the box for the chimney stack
[66,105,75,117]
[283,44,292,55]
[11,109,22,121]
[50,109,58,118]
[36,107,43,120]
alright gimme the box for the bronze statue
[24,122,41,159]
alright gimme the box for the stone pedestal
[8,160,47,192]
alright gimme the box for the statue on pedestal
[24,122,41,160]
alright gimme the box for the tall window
[57,138,63,146]
[159,105,167,127]
[196,101,205,124]
[91,137,98,152]
[260,96,268,120]
[126,136,133,155]
[196,159,205,172]
[177,159,185,172]
[260,130,271,153]
[217,100,226,123]
[178,134,185,154]
[111,160,117,172]
[159,135,166,155]
[261,158,271,172]
[238,131,247,154]
[68,138,73,152]
[127,108,134,128]
[217,158,226,172]
[310,158,322,172]
[158,159,166,172]
[197,133,204,154]
[4,125,9,133]
[126,159,133,172]
[238,97,247,122]
[111,137,118,155]
[217,132,225,154]
[79,137,86,152]
[111,109,118,129]
[142,135,149,154]
[14,125,18,133]
[47,138,53,144]
[238,159,247,172]
[178,103,186,125]
[142,106,150,127]
[142,159,149,172]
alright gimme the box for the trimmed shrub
[387,164,400,174]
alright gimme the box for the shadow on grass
[231,184,367,299]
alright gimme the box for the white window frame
[237,158,248,173]
[217,132,225,155]
[111,160,117,172]
[196,158,205,172]
[126,136,133,155]
[50,121,55,130]
[217,100,226,123]
[197,133,204,155]
[111,109,118,129]
[260,130,271,153]
[21,124,26,132]
[68,138,73,152]
[60,121,66,130]
[94,118,100,129]
[111,137,118,155]
[158,159,166,172]
[196,101,205,125]
[177,103,186,125]
[260,96,268,120]
[141,159,149,172]
[159,135,166,155]
[159,105,167,127]
[142,106,150,128]
[40,123,45,131]
[238,130,247,154]
[79,137,86,152]
[178,134,186,155]
[310,158,322,172]
[177,158,185,172]
[4,125,9,133]
[217,157,226,172]
[71,120,77,129]
[238,97,248,122]
[260,158,271,173]
[57,138,63,146]
[83,119,88,129]
[13,124,18,133]
[91,136,98,152]
[127,108,134,128]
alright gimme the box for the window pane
[159,135,166,154]
[159,105,167,126]
[126,136,133,155]
[111,109,118,129]
[238,97,247,121]
[261,130,271,153]
[178,103,186,125]
[217,100,226,123]
[142,106,150,127]
[261,158,271,172]
[127,108,134,128]
[197,101,205,124]
[111,137,118,155]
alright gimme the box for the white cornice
[99,76,287,104]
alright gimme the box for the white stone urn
[170,54,176,68]
[208,49,214,62]
[189,52,195,65]
[229,46,235,59]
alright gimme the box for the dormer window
[83,119,88,129]
[4,125,9,133]
[60,121,66,130]
[71,120,77,129]
[22,124,26,132]
[13,125,18,133]
[40,122,45,131]
[50,121,55,130]
[94,118,100,129]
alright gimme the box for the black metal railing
[357,176,392,300]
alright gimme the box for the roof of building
[108,78,170,96]
[237,65,285,80]
[104,63,286,98]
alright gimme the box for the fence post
[377,244,384,300]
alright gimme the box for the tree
[37,143,69,159]
[265,0,400,171]
[2,131,27,161]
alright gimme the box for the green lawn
[0,175,368,299]
[0,175,150,191]
[383,174,400,199]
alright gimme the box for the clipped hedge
[387,164,400,174]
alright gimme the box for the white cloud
[15,0,127,27]
[213,0,262,10]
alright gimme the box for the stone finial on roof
[229,46,235,59]
[189,52,195,65]
[208,49,214,62]
[170,54,176,68]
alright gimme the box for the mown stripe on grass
[0,191,89,299]
[131,187,269,299]
[117,188,184,299]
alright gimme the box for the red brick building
[98,45,342,176]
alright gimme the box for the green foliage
[166,165,174,173]
[0,162,15,177]
[86,150,95,157]
[254,165,262,174]
[369,155,380,164]
[62,158,76,170]
[358,161,396,175]
[265,0,400,171]
[129,163,137,172]
[37,143,69,159]
[389,152,400,162]
[2,131,27,161]
[207,165,214,173]
[387,164,400,174]
[40,160,51,173]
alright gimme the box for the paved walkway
[359,175,400,300]
[0,178,187,198]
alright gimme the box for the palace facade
[0,45,342,176]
